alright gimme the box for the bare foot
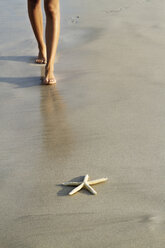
[43,67,56,85]
[35,45,47,64]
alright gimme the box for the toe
[35,58,47,64]
[44,78,56,85]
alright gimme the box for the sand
[0,0,165,247]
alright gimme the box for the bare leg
[27,0,47,63]
[44,0,60,84]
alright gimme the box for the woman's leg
[44,0,60,84]
[27,0,46,63]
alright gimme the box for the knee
[44,1,59,18]
[28,0,40,8]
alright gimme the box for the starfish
[62,174,108,195]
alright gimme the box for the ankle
[46,64,54,72]
[38,43,46,51]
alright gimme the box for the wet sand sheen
[0,0,165,247]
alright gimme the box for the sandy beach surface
[1,0,165,247]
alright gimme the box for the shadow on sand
[0,55,45,87]
[0,55,35,63]
[0,76,42,88]
[0,63,45,88]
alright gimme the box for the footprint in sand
[65,16,80,24]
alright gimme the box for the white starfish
[62,174,108,195]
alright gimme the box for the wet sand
[0,0,165,247]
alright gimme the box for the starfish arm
[88,178,108,185]
[62,182,81,186]
[69,183,84,195]
[84,174,89,183]
[85,183,97,195]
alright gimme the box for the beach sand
[0,0,165,247]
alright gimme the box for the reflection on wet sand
[40,80,72,160]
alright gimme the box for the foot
[35,45,47,64]
[43,67,56,85]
